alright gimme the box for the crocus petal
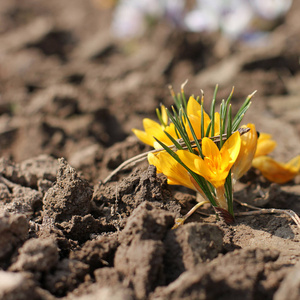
[202,137,220,159]
[161,105,168,126]
[221,131,241,164]
[153,123,178,149]
[286,155,300,170]
[149,151,196,190]
[132,128,155,146]
[252,156,299,184]
[212,112,220,136]
[177,150,205,174]
[254,133,277,158]
[232,124,257,181]
[185,114,202,140]
[177,150,215,183]
[187,96,202,116]
[143,118,163,136]
[148,152,163,173]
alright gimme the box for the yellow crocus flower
[232,123,258,182]
[254,133,277,158]
[252,155,300,184]
[132,106,178,149]
[177,131,241,188]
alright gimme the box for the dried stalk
[234,199,300,229]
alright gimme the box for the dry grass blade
[234,199,300,229]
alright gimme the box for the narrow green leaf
[225,170,234,217]
[163,130,183,150]
[156,107,166,128]
[181,107,203,158]
[205,122,212,137]
[167,108,193,153]
[226,104,232,138]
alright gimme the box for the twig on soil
[234,198,300,229]
[102,127,250,184]
[173,200,210,229]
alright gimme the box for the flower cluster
[108,0,293,41]
[132,86,257,219]
[132,86,300,223]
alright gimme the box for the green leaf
[181,107,203,158]
[225,170,234,217]
[163,130,183,150]
[226,104,232,139]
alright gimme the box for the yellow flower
[232,123,258,182]
[148,152,197,191]
[252,155,300,184]
[132,106,178,149]
[254,133,277,158]
[177,131,241,189]
[185,96,220,140]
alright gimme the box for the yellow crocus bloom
[132,105,178,149]
[254,133,277,158]
[177,131,241,189]
[252,155,300,184]
[232,123,258,182]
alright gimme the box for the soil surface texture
[0,1,300,299]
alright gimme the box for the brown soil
[1,1,300,299]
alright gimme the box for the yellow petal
[161,105,168,126]
[132,128,155,147]
[232,124,257,181]
[254,133,277,158]
[143,118,163,136]
[147,153,163,173]
[252,156,299,184]
[202,137,220,159]
[177,150,215,184]
[177,150,204,174]
[212,112,220,136]
[185,114,202,140]
[221,131,241,164]
[153,151,196,190]
[286,155,300,170]
[187,96,201,116]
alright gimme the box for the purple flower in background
[112,0,293,40]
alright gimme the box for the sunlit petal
[252,156,299,184]
[143,118,163,136]
[149,151,196,190]
[147,152,163,173]
[254,133,277,158]
[185,114,202,140]
[132,128,155,146]
[286,155,300,170]
[202,137,220,158]
[232,124,257,181]
[187,96,201,116]
[221,131,241,163]
[161,105,168,126]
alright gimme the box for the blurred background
[0,0,299,182]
